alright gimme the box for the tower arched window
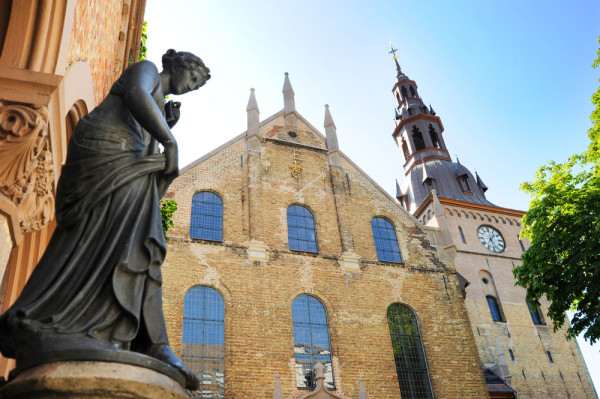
[182,286,225,398]
[292,295,334,389]
[401,141,410,161]
[407,108,413,116]
[428,124,440,148]
[287,205,318,253]
[412,126,425,151]
[421,106,428,114]
[371,217,403,263]
[401,86,408,99]
[387,303,434,399]
[190,191,223,241]
[486,296,504,322]
[409,85,416,97]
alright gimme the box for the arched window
[401,86,408,99]
[402,141,410,161]
[412,126,425,151]
[407,108,413,116]
[428,124,440,148]
[421,106,428,114]
[190,191,223,241]
[287,205,318,253]
[292,295,334,389]
[387,304,433,399]
[527,301,545,325]
[371,217,403,263]
[182,286,225,398]
[409,85,416,97]
[486,296,504,321]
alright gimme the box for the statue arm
[123,62,178,175]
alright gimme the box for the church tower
[392,49,597,399]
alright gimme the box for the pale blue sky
[145,0,599,390]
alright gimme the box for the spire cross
[388,41,398,60]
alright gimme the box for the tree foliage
[513,38,600,344]
[160,199,178,239]
[139,21,148,62]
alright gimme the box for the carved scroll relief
[0,103,55,233]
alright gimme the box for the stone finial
[246,88,261,152]
[246,87,259,113]
[358,377,369,399]
[324,104,341,167]
[395,179,402,201]
[273,373,284,399]
[298,363,344,399]
[282,72,298,127]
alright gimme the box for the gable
[260,111,327,149]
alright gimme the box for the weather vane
[388,41,398,60]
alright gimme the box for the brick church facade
[162,73,495,398]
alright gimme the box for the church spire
[388,44,449,171]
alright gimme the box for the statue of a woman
[0,49,209,390]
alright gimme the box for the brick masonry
[66,0,126,105]
[162,115,490,398]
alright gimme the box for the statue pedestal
[0,361,188,398]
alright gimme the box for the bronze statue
[0,49,210,390]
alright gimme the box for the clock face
[477,226,505,253]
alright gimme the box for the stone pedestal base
[0,361,188,398]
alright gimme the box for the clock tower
[392,55,597,399]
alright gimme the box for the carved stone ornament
[0,102,55,233]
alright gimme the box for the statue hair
[162,49,207,72]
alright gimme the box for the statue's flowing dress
[0,61,171,360]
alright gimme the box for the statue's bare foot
[146,344,199,390]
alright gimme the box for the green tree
[514,38,600,344]
[138,21,147,61]
[160,199,177,239]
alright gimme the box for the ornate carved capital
[0,102,55,233]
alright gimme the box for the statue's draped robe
[0,63,171,358]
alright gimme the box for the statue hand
[165,101,181,129]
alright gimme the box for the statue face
[170,66,210,95]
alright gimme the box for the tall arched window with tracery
[371,217,403,263]
[387,303,434,399]
[182,286,225,398]
[287,205,318,252]
[292,295,334,390]
[190,191,223,241]
[412,126,425,151]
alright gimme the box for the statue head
[162,49,210,94]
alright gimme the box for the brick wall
[66,0,126,105]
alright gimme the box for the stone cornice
[414,195,526,219]
[0,66,62,106]
[403,150,452,173]
[393,113,445,138]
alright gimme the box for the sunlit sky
[144,0,599,389]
